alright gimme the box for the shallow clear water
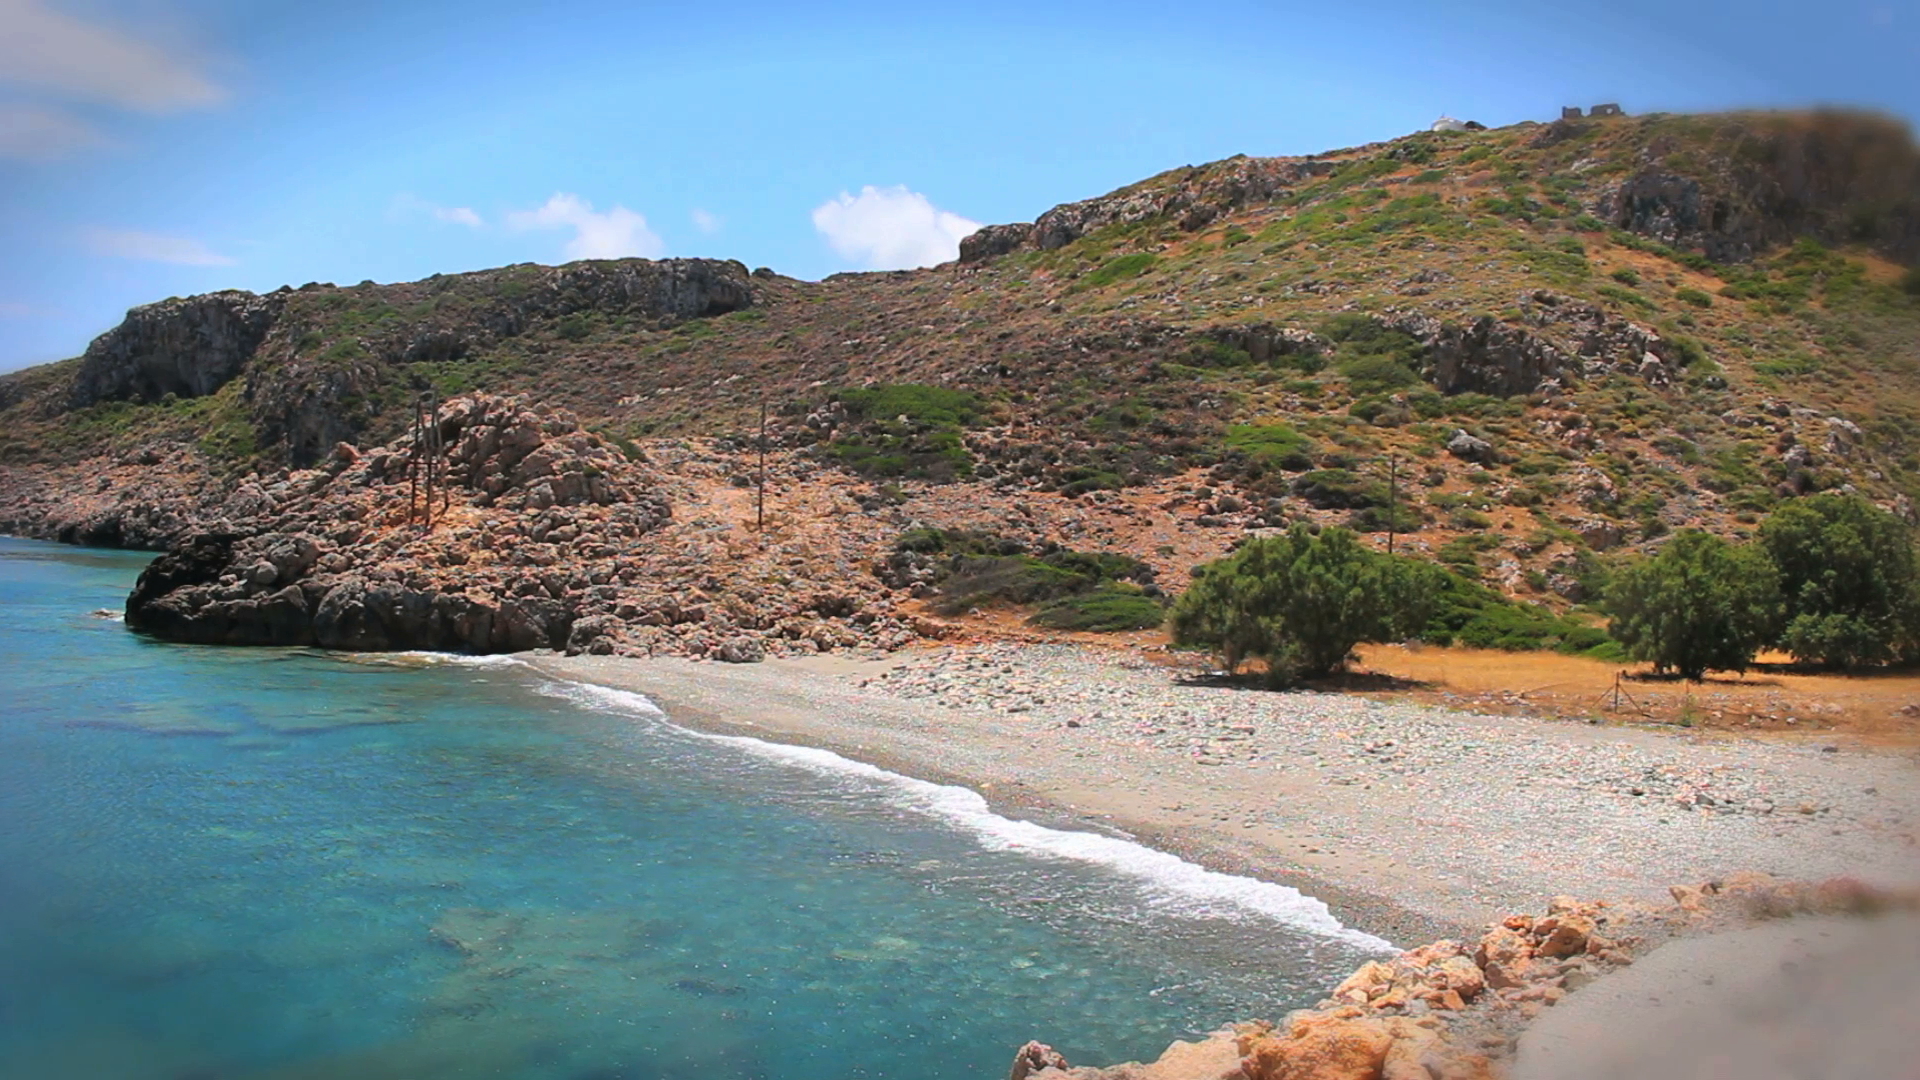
[0,537,1386,1080]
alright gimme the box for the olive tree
[1605,530,1780,681]
[1759,494,1920,668]
[1169,524,1441,684]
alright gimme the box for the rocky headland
[40,392,925,658]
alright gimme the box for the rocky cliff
[68,290,284,409]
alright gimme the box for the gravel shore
[532,643,1920,944]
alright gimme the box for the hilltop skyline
[1,0,1916,372]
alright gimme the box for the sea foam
[542,677,1397,951]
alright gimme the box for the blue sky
[0,0,1915,373]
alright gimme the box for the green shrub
[1031,586,1165,631]
[1224,423,1315,472]
[1169,524,1443,682]
[1610,268,1641,286]
[555,313,591,342]
[1292,469,1388,509]
[1675,287,1713,308]
[836,384,984,427]
[824,384,985,481]
[1759,494,1920,668]
[1338,355,1420,393]
[916,534,1157,633]
[1606,530,1780,679]
[1348,503,1423,534]
[1423,572,1610,653]
[1057,466,1124,496]
[1596,284,1656,311]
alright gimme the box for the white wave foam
[542,678,1395,951]
[384,651,528,669]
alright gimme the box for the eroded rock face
[69,290,284,408]
[1377,291,1699,398]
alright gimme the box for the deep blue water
[0,537,1385,1080]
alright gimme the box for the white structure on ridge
[1431,115,1467,133]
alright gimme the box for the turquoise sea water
[0,537,1386,1080]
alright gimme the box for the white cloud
[507,193,663,261]
[0,101,103,161]
[810,185,980,270]
[0,0,224,113]
[82,227,236,266]
[691,208,721,234]
[392,193,483,227]
[435,204,483,227]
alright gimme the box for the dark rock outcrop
[69,291,284,408]
[1378,291,1697,398]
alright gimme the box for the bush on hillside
[894,529,1161,631]
[1030,586,1164,631]
[823,384,985,481]
[1169,525,1443,684]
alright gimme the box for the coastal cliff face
[68,291,285,409]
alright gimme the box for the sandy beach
[530,644,1920,947]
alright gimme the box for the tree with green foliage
[1758,494,1920,668]
[1169,525,1441,684]
[1605,530,1780,681]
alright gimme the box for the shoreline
[527,646,1920,950]
[528,651,1456,948]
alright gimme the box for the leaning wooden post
[756,399,768,533]
[408,402,422,525]
[1386,452,1399,556]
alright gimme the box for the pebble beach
[535,643,1920,944]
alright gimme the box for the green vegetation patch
[898,529,1161,632]
[1082,252,1158,288]
[822,384,986,481]
[1030,586,1165,631]
[1424,573,1613,655]
[1224,423,1315,471]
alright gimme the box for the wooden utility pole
[1386,453,1399,555]
[756,400,768,533]
[408,404,422,524]
[409,390,444,531]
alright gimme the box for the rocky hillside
[3,107,1918,653]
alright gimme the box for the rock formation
[123,394,671,651]
[960,157,1337,262]
[69,290,284,408]
[1013,873,1920,1080]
